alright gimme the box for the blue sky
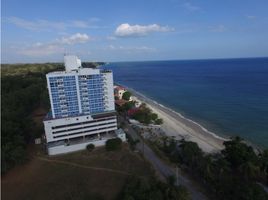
[2,0,268,63]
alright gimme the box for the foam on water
[107,58,268,148]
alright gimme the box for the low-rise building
[114,86,126,100]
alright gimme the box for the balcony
[80,87,88,91]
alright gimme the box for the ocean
[104,58,268,148]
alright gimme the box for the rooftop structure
[64,55,81,72]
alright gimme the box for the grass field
[1,145,154,200]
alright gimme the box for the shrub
[167,175,176,186]
[122,91,132,101]
[86,144,95,152]
[105,138,122,151]
[126,134,139,150]
[151,113,158,121]
[155,118,163,125]
[120,176,190,200]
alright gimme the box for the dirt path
[36,156,131,176]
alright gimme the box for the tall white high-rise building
[43,55,125,155]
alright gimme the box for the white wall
[48,138,107,155]
[103,72,115,111]
[48,130,127,155]
[44,114,117,142]
[64,55,81,72]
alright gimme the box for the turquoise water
[104,58,268,148]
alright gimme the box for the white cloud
[106,36,117,40]
[246,15,256,20]
[182,3,201,11]
[210,25,227,32]
[69,20,90,28]
[58,33,90,45]
[106,45,156,52]
[115,23,174,37]
[18,43,64,56]
[17,33,91,56]
[6,17,100,31]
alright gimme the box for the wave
[117,83,228,142]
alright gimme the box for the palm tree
[200,155,214,183]
[238,161,260,181]
[259,149,268,184]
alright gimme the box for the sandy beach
[127,87,227,153]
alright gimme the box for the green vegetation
[126,134,139,150]
[105,138,123,151]
[155,118,164,125]
[116,100,163,125]
[1,62,104,175]
[1,63,64,76]
[151,113,158,121]
[167,175,176,186]
[122,101,135,111]
[122,91,132,101]
[1,63,65,174]
[120,176,190,200]
[82,62,105,69]
[116,101,135,113]
[156,136,268,200]
[86,144,95,152]
[131,103,163,125]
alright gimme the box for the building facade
[114,86,126,100]
[43,55,125,155]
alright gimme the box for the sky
[1,0,268,63]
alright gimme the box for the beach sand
[128,88,226,153]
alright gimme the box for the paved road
[120,116,208,200]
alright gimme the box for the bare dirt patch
[2,146,154,200]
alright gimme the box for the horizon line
[1,56,268,65]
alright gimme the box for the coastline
[119,84,227,153]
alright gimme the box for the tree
[160,136,268,200]
[86,144,95,152]
[177,185,191,200]
[122,101,135,111]
[163,137,177,155]
[178,140,203,169]
[105,138,122,151]
[120,176,190,200]
[155,118,163,125]
[222,136,258,170]
[1,63,66,174]
[259,149,268,184]
[167,175,176,186]
[151,113,158,121]
[198,155,214,183]
[122,91,132,101]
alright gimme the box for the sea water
[104,58,268,148]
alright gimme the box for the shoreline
[119,84,227,153]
